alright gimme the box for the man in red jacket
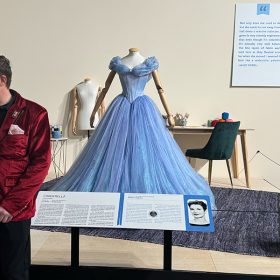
[0,55,51,280]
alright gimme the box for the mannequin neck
[122,49,145,68]
[78,79,98,89]
[84,78,92,83]
[128,50,142,58]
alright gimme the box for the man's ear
[0,75,8,87]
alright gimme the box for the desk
[169,126,254,187]
[50,137,68,178]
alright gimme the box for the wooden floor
[32,177,280,276]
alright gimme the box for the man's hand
[0,206,13,223]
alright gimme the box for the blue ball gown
[50,56,216,209]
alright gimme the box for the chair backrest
[202,121,240,160]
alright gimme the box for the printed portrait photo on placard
[187,199,210,226]
[184,195,214,232]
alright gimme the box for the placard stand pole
[163,230,172,270]
[71,227,80,267]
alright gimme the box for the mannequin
[72,78,105,135]
[90,48,175,127]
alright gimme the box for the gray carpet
[35,179,280,257]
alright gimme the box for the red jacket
[0,90,51,221]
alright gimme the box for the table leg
[51,141,59,178]
[240,132,250,187]
[63,140,67,174]
[231,140,239,179]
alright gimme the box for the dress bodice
[109,56,159,102]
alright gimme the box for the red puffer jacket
[0,90,51,221]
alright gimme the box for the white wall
[1,0,279,186]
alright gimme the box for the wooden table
[169,126,254,187]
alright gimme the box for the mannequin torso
[76,79,99,130]
[121,48,145,69]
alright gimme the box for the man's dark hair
[0,56,12,88]
[188,200,207,211]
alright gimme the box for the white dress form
[121,48,145,69]
[76,78,99,131]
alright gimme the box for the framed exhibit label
[232,3,280,86]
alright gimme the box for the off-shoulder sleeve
[145,56,159,71]
[109,56,128,74]
[109,56,120,71]
[133,56,159,76]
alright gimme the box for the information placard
[232,4,280,86]
[32,191,214,232]
[120,193,185,230]
[32,192,120,227]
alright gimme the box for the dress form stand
[72,78,105,138]
[90,48,175,127]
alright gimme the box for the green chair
[185,121,240,186]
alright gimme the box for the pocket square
[8,124,25,135]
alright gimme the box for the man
[0,55,51,280]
